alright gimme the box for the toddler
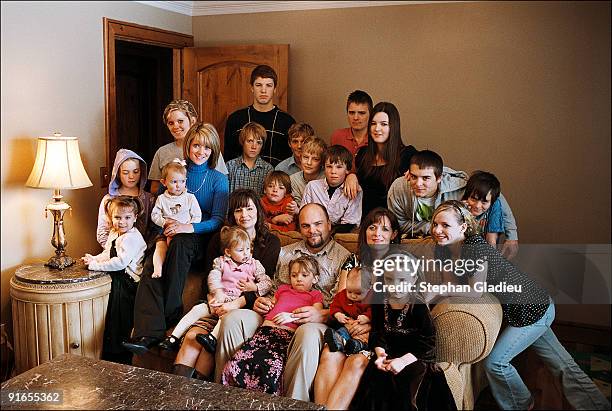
[461,170,504,247]
[83,196,147,365]
[260,170,298,232]
[302,144,362,233]
[158,226,272,352]
[226,121,274,195]
[325,266,371,354]
[151,159,202,278]
[97,149,155,248]
[222,255,324,395]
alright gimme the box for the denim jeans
[485,301,610,410]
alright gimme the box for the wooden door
[182,44,289,152]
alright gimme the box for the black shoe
[324,328,344,353]
[122,336,161,355]
[158,335,181,352]
[345,338,367,354]
[195,333,217,353]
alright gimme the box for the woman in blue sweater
[124,122,229,354]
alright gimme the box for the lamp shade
[26,134,92,189]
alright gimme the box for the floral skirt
[221,326,294,395]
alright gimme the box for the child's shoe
[158,335,181,352]
[196,333,217,353]
[345,338,368,354]
[324,328,345,352]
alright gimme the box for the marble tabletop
[1,354,325,410]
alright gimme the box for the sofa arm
[431,293,502,365]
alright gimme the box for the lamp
[26,133,93,270]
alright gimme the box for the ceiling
[136,1,449,17]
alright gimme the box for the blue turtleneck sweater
[186,160,228,234]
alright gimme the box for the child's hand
[334,312,349,324]
[272,214,293,225]
[81,254,94,265]
[272,312,295,325]
[357,314,370,324]
[238,279,257,292]
[286,201,299,215]
[210,290,227,305]
[215,299,242,316]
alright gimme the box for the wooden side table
[9,263,111,374]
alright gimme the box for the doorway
[103,18,193,187]
[115,40,173,183]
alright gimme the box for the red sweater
[260,195,297,232]
[329,289,372,320]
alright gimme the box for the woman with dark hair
[354,102,417,219]
[170,189,281,379]
[314,208,400,409]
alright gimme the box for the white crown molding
[137,1,455,17]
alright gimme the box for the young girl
[352,102,418,220]
[226,121,274,195]
[222,255,324,395]
[148,100,227,194]
[158,226,273,353]
[151,159,202,278]
[260,170,297,232]
[461,170,504,247]
[430,200,610,410]
[325,266,371,355]
[351,252,456,411]
[83,196,147,365]
[96,149,155,248]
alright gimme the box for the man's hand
[346,320,371,337]
[501,239,519,260]
[343,173,361,200]
[291,306,326,324]
[253,296,274,315]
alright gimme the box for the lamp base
[45,254,75,270]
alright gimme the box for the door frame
[102,17,193,186]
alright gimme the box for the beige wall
[193,1,611,246]
[1,2,610,331]
[0,1,191,325]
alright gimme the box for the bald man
[215,203,351,401]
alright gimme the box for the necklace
[189,169,209,194]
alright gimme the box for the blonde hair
[183,122,221,169]
[302,136,327,156]
[288,122,315,143]
[105,195,143,219]
[220,226,251,251]
[431,200,479,237]
[239,122,267,146]
[288,255,320,280]
[162,100,197,124]
[161,160,187,180]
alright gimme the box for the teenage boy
[290,136,327,207]
[226,122,274,196]
[330,90,373,161]
[302,145,362,233]
[387,149,520,258]
[224,65,296,167]
[275,122,315,176]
